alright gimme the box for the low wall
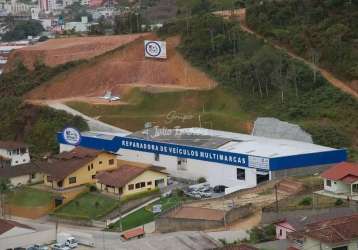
[261,206,358,225]
[4,202,55,219]
[156,203,254,233]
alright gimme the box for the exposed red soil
[5,34,148,71]
[26,34,216,100]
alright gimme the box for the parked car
[51,244,70,250]
[27,245,49,250]
[213,185,228,193]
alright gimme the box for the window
[69,177,76,184]
[109,159,114,165]
[154,153,160,161]
[99,161,102,165]
[91,164,93,169]
[135,183,141,189]
[31,173,35,179]
[23,159,26,162]
[46,176,52,183]
[92,174,96,179]
[128,184,134,190]
[279,229,282,236]
[88,166,90,171]
[237,168,245,180]
[332,246,348,250]
[140,182,145,188]
[326,179,332,187]
[147,181,152,185]
[352,184,358,193]
[177,158,187,171]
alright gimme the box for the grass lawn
[54,192,118,220]
[8,187,53,207]
[110,195,186,231]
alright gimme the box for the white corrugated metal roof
[179,127,335,158]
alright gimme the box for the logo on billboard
[144,40,167,59]
[63,127,81,145]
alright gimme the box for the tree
[2,20,44,42]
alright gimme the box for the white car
[51,244,70,250]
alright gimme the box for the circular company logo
[145,41,161,57]
[63,127,81,145]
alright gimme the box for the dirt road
[215,9,358,98]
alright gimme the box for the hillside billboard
[144,40,167,59]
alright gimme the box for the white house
[321,162,358,196]
[0,141,30,167]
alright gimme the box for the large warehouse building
[58,127,347,193]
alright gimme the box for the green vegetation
[110,194,186,231]
[248,224,276,244]
[2,20,44,42]
[0,61,88,157]
[8,187,53,207]
[299,196,312,206]
[53,192,119,220]
[246,0,358,82]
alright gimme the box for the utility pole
[275,184,279,213]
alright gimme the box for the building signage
[120,138,252,168]
[62,127,81,145]
[144,40,167,59]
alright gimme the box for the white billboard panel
[144,40,167,59]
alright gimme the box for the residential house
[0,219,35,239]
[288,214,358,250]
[0,163,43,186]
[96,164,168,197]
[321,162,358,197]
[274,208,356,240]
[42,147,117,190]
[213,244,259,250]
[0,141,30,167]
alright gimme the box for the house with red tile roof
[320,162,358,196]
[96,164,168,197]
[287,214,358,250]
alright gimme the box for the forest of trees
[246,0,358,83]
[0,62,88,157]
[2,20,44,42]
[159,12,358,159]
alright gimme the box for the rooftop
[321,162,358,184]
[96,165,166,188]
[129,127,337,158]
[41,147,104,181]
[0,219,34,235]
[301,214,358,245]
[0,141,27,150]
[0,163,42,178]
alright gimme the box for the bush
[38,36,48,42]
[335,198,344,206]
[197,177,207,183]
[299,196,312,206]
[89,185,97,192]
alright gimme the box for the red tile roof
[41,147,103,181]
[0,219,34,235]
[302,214,358,245]
[321,162,358,183]
[0,141,27,150]
[97,165,157,188]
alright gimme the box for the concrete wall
[118,148,258,189]
[271,164,332,180]
[156,204,254,233]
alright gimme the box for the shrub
[89,185,97,192]
[299,196,312,206]
[335,198,344,206]
[197,177,207,183]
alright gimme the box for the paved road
[9,217,220,250]
[47,102,130,134]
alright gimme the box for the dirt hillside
[26,34,216,100]
[5,34,148,71]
